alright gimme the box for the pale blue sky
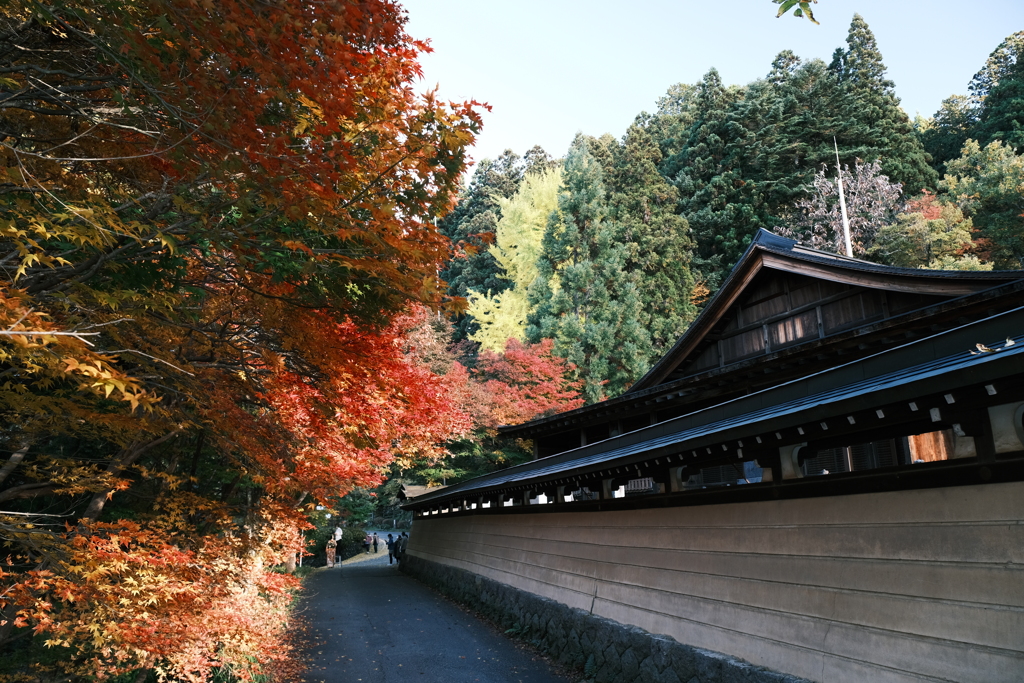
[401,0,1024,166]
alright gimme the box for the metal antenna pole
[834,137,853,257]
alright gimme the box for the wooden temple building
[403,230,1024,682]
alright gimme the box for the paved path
[296,549,569,683]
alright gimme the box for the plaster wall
[407,481,1024,683]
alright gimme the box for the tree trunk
[81,429,182,522]
[0,600,19,648]
[0,441,30,486]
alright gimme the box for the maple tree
[0,0,481,679]
[871,191,989,270]
[473,339,586,429]
[400,306,584,485]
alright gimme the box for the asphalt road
[296,550,569,683]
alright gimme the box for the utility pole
[834,137,853,257]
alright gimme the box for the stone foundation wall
[401,554,809,683]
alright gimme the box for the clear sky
[400,0,1024,166]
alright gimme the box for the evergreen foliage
[973,42,1024,152]
[920,95,980,174]
[968,31,1024,105]
[527,140,652,403]
[643,15,936,282]
[664,69,753,287]
[943,140,1024,268]
[828,14,937,194]
[921,31,1024,174]
[606,124,698,355]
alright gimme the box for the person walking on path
[386,533,396,564]
[396,531,409,563]
[325,538,337,568]
[372,532,379,553]
[363,532,372,554]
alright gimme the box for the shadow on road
[295,552,569,683]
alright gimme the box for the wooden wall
[407,481,1024,683]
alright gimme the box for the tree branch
[0,442,30,487]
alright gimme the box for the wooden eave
[407,306,1024,512]
[631,233,1021,393]
[498,230,1024,441]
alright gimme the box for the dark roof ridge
[628,228,1023,393]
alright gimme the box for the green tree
[440,147,552,340]
[640,83,700,173]
[605,123,697,354]
[920,95,980,174]
[871,193,987,270]
[973,39,1024,152]
[828,14,937,194]
[968,31,1024,106]
[467,167,563,352]
[942,139,1024,268]
[527,139,652,403]
[752,54,868,204]
[664,69,755,288]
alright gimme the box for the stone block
[595,660,619,683]
[669,645,697,681]
[658,666,683,683]
[649,636,674,672]
[620,648,640,680]
[695,648,725,682]
[638,656,664,683]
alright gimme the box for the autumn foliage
[396,309,584,484]
[0,0,483,679]
[474,339,586,428]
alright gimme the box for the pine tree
[526,140,652,403]
[664,69,756,288]
[752,54,871,203]
[973,40,1024,152]
[920,95,980,174]
[606,124,697,354]
[640,82,700,170]
[968,31,1024,106]
[828,14,937,194]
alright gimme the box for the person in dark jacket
[396,532,409,562]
